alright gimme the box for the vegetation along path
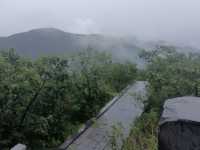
[59,81,147,150]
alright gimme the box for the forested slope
[0,49,137,149]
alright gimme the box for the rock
[10,143,26,150]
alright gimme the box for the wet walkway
[59,81,147,150]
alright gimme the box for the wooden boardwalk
[59,81,147,150]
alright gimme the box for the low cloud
[68,18,101,34]
[1,0,200,48]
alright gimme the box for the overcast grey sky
[1,0,200,46]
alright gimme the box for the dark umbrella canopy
[159,97,200,150]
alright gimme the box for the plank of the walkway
[61,81,147,150]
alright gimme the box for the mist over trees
[2,45,200,149]
[122,46,200,150]
[0,49,137,149]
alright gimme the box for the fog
[1,0,200,47]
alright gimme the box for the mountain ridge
[1,28,198,63]
[0,28,141,62]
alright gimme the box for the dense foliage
[0,49,137,149]
[122,46,200,150]
[142,46,200,113]
[3,45,199,150]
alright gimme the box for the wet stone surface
[60,81,147,150]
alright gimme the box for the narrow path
[59,81,147,150]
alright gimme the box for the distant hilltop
[0,28,199,63]
[0,28,141,63]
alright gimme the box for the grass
[123,111,158,150]
[110,111,158,150]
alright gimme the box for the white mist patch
[68,18,101,34]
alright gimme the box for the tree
[0,49,137,149]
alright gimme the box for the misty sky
[1,0,200,46]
